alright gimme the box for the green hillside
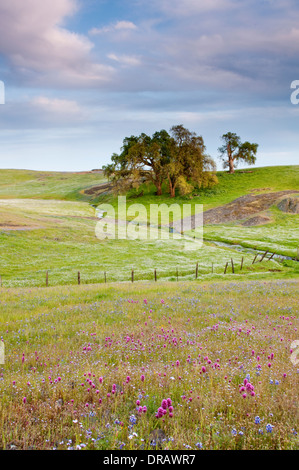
[0,166,298,288]
[0,169,106,202]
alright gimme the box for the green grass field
[0,166,298,450]
[0,166,298,287]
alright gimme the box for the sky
[0,0,299,172]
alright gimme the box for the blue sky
[0,0,298,171]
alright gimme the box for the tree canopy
[218,132,258,174]
[103,125,218,197]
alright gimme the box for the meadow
[0,278,298,450]
[0,166,298,287]
[0,166,298,451]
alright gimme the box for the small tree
[218,132,258,174]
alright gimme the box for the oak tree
[218,132,258,174]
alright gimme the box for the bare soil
[202,190,299,225]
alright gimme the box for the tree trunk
[227,143,235,173]
[156,181,162,196]
[168,176,176,198]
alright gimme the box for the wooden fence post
[195,262,198,279]
[252,254,258,264]
[259,251,269,262]
[104,271,107,283]
[78,271,81,285]
[268,252,275,261]
[231,258,234,274]
[240,257,244,271]
[131,269,134,283]
[0,275,2,287]
[224,262,228,274]
[154,269,157,282]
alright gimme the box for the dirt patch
[83,182,113,196]
[242,215,272,226]
[277,197,299,214]
[202,190,299,225]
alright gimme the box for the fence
[0,250,286,289]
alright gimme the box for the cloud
[0,95,89,130]
[89,20,138,35]
[0,0,114,87]
[107,53,141,67]
[31,96,82,115]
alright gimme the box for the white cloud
[32,96,82,115]
[89,20,138,35]
[0,0,114,87]
[107,53,141,67]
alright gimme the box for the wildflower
[266,424,273,433]
[196,442,203,449]
[255,416,261,424]
[231,428,237,436]
[22,397,27,404]
[129,414,137,425]
[141,374,145,382]
[161,399,168,410]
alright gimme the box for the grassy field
[0,166,298,451]
[0,166,298,287]
[0,169,106,202]
[0,278,298,450]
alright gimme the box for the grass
[0,166,298,287]
[0,169,106,202]
[0,278,298,450]
[0,166,298,450]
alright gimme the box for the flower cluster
[239,378,255,398]
[155,398,173,418]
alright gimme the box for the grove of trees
[103,126,258,197]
